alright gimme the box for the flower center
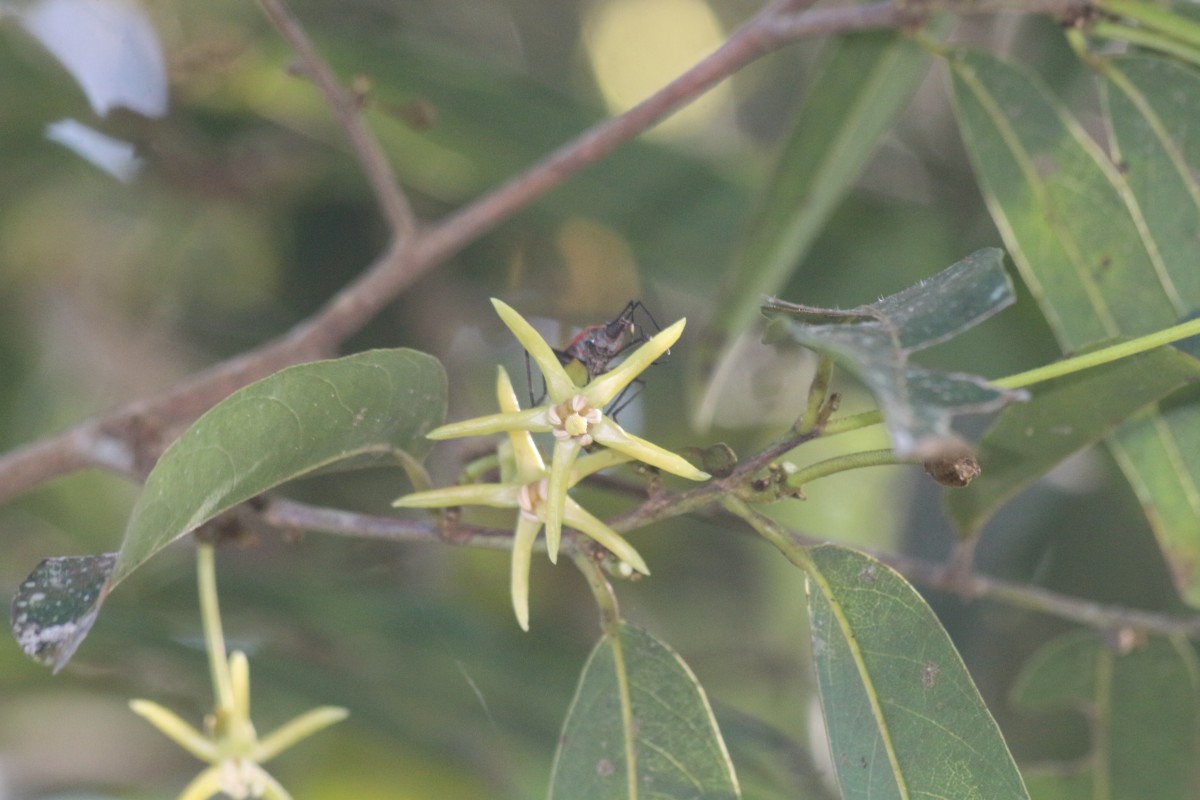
[220,757,265,798]
[548,395,602,446]
[518,478,550,522]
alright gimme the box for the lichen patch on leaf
[10,553,117,672]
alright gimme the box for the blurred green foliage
[0,0,1185,798]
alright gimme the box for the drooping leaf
[10,348,446,670]
[764,248,1027,456]
[1011,631,1200,799]
[714,29,942,340]
[805,544,1029,800]
[697,28,942,426]
[951,50,1200,602]
[548,620,740,800]
[947,344,1200,535]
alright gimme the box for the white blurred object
[44,118,142,181]
[19,0,167,118]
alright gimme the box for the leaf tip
[10,553,117,671]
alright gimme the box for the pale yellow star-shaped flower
[395,366,649,630]
[130,649,346,799]
[423,299,709,562]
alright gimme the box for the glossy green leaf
[805,544,1028,800]
[764,248,1027,456]
[947,344,1200,535]
[951,50,1200,602]
[548,621,740,800]
[10,349,446,670]
[1011,631,1200,799]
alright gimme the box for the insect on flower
[528,301,665,414]
[557,300,662,380]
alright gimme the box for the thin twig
[260,495,1200,639]
[888,551,1200,638]
[257,0,418,240]
[260,496,589,557]
[724,495,1200,639]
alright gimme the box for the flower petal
[428,407,550,440]
[393,483,521,509]
[509,515,542,632]
[563,498,650,575]
[495,367,546,477]
[129,699,218,762]
[178,765,225,800]
[491,299,578,400]
[590,419,709,481]
[254,706,349,763]
[252,764,296,800]
[570,447,636,483]
[584,317,686,406]
[543,437,583,563]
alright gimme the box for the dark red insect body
[526,301,663,414]
[556,300,653,380]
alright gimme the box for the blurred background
[0,0,1179,797]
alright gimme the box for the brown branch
[408,0,902,269]
[0,0,910,503]
[0,0,1096,502]
[259,493,1200,639]
[261,496,582,555]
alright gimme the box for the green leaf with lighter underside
[765,248,1027,456]
[806,544,1028,800]
[115,348,445,582]
[9,349,446,671]
[952,50,1200,603]
[1012,631,1200,799]
[947,344,1200,536]
[548,621,739,800]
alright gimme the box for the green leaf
[765,248,1027,456]
[10,349,446,671]
[951,50,1200,602]
[697,28,943,427]
[947,344,1200,535]
[805,544,1028,800]
[10,553,117,672]
[1011,631,1200,799]
[548,621,740,800]
[1103,57,1200,306]
[714,29,942,340]
[950,50,1179,341]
